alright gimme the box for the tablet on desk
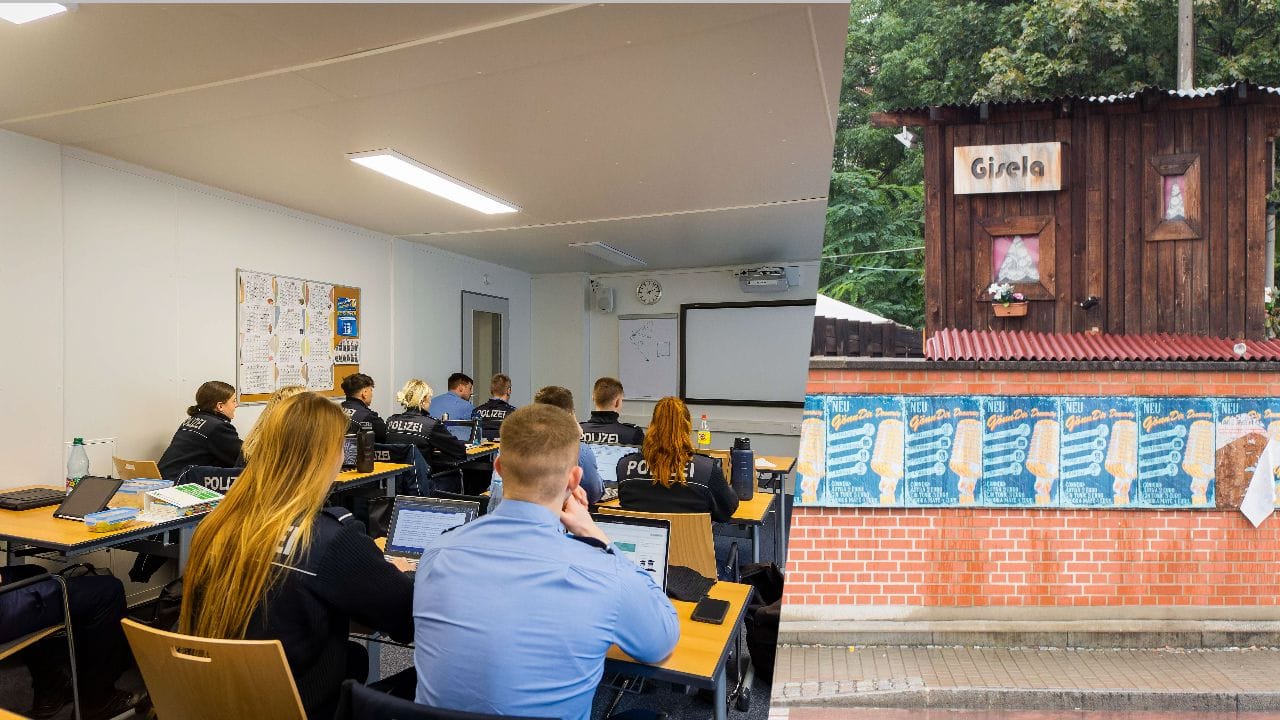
[54,476,123,521]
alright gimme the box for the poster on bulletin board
[795,394,1273,510]
[236,269,361,403]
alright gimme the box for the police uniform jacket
[341,397,388,443]
[157,410,243,480]
[385,408,468,467]
[616,451,739,522]
[472,398,517,441]
[580,411,644,445]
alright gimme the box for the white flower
[1267,287,1275,304]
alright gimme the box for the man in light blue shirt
[413,404,680,720]
[427,372,475,422]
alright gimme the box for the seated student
[0,566,141,720]
[617,396,739,522]
[532,386,603,504]
[179,392,414,720]
[471,373,517,440]
[340,373,387,442]
[157,380,243,479]
[427,372,475,421]
[413,405,679,720]
[581,377,645,445]
[385,379,468,470]
[239,384,306,464]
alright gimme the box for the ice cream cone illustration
[1182,420,1215,505]
[871,419,905,504]
[797,411,825,504]
[1106,420,1138,505]
[1026,419,1060,505]
[950,419,982,504]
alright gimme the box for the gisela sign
[953,142,1063,194]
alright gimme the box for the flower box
[993,301,1028,317]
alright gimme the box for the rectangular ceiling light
[347,149,518,215]
[0,3,67,24]
[569,242,646,267]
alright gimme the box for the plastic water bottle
[488,470,503,512]
[67,438,90,492]
[697,415,712,450]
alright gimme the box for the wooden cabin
[872,83,1280,340]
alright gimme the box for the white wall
[0,130,64,486]
[0,145,534,489]
[530,262,819,457]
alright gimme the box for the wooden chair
[594,507,717,578]
[111,457,161,480]
[120,618,306,720]
[0,572,80,720]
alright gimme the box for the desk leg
[751,524,760,565]
[777,472,789,571]
[177,525,195,574]
[386,470,402,498]
[714,664,728,720]
[367,638,382,681]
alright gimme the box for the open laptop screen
[584,443,641,486]
[591,515,670,591]
[443,419,478,445]
[385,498,478,557]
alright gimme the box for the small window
[992,234,1041,283]
[1148,153,1201,242]
[975,216,1056,301]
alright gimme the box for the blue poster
[805,395,905,506]
[1134,398,1217,507]
[336,312,358,337]
[902,396,982,506]
[979,396,1061,506]
[1057,397,1133,508]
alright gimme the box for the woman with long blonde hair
[179,392,414,719]
[616,396,739,522]
[239,384,306,462]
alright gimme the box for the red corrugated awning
[926,329,1280,362]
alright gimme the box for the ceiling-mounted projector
[735,266,800,293]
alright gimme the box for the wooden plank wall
[923,101,1280,339]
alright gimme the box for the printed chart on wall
[236,269,361,402]
[617,315,678,400]
[797,394,1280,510]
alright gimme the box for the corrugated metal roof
[882,81,1280,115]
[926,329,1280,362]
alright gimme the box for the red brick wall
[787,367,1280,608]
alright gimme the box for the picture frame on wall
[1147,152,1202,242]
[973,215,1057,302]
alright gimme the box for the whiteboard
[618,315,679,400]
[681,301,814,406]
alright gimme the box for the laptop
[53,476,123,520]
[383,496,480,569]
[584,443,641,502]
[443,419,481,446]
[591,514,671,592]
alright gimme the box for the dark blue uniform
[385,408,467,467]
[472,398,517,441]
[157,410,242,480]
[580,411,644,445]
[617,451,739,522]
[341,398,387,443]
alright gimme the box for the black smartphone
[690,597,730,625]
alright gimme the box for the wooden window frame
[974,215,1056,302]
[1147,153,1201,242]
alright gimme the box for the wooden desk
[332,463,412,498]
[466,441,500,459]
[0,486,206,572]
[606,581,751,720]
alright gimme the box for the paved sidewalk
[772,645,1280,712]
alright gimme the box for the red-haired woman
[616,396,739,522]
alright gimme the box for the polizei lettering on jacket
[625,458,699,479]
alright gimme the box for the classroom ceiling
[1,3,846,274]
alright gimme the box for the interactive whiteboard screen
[681,301,814,406]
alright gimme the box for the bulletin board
[236,269,362,403]
[796,394,1280,510]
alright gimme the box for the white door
[461,292,509,389]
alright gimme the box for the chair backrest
[374,443,430,495]
[178,465,245,494]
[112,457,161,480]
[121,618,307,720]
[595,507,716,578]
[335,679,553,720]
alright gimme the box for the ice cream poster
[902,396,983,506]
[1213,398,1280,508]
[796,395,905,506]
[1056,396,1135,508]
[978,396,1061,506]
[1134,398,1216,508]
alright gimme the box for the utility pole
[1177,0,1194,90]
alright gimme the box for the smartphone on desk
[690,597,729,625]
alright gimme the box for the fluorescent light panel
[347,149,517,215]
[569,242,646,267]
[0,3,66,24]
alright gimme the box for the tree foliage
[823,0,1280,327]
